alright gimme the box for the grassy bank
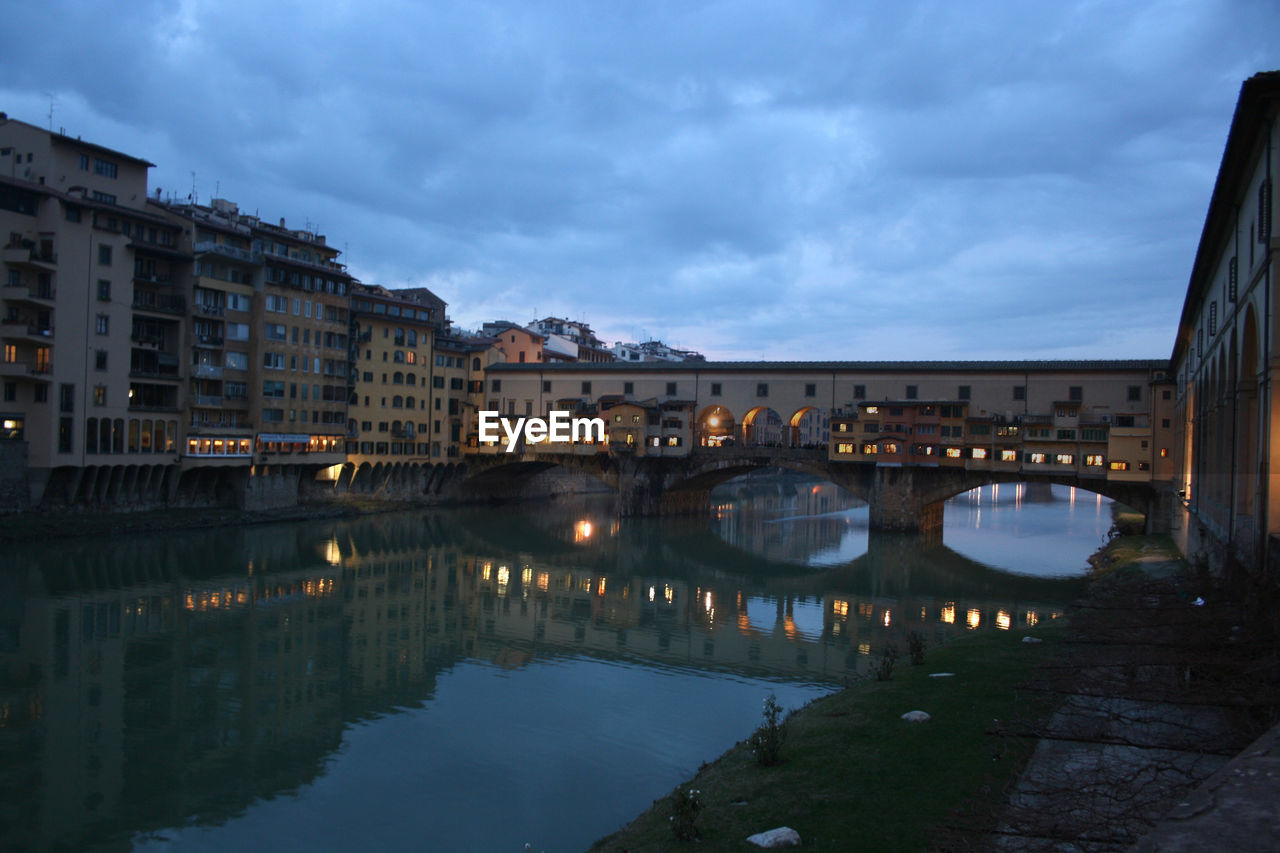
[590,625,1063,852]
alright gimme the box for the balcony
[192,363,224,379]
[223,394,250,408]
[128,368,181,382]
[193,334,225,348]
[132,271,174,286]
[1,282,56,307]
[193,394,224,407]
[1,322,53,343]
[2,246,57,270]
[0,359,52,380]
[194,303,226,317]
[132,292,186,315]
[130,330,165,347]
[193,240,258,264]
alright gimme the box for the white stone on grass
[746,826,802,848]
[901,710,931,722]
[928,672,955,678]
[1022,636,1043,644]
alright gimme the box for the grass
[589,625,1064,853]
[1088,533,1186,578]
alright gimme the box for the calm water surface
[0,477,1105,852]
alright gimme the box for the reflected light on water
[996,610,1011,631]
[573,520,593,543]
[941,603,956,624]
[966,608,981,629]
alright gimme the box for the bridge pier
[867,466,945,536]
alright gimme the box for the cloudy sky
[4,0,1278,360]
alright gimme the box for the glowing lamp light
[709,417,720,427]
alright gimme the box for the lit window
[1055,453,1074,465]
[971,448,987,459]
[1029,452,1047,464]
[837,442,854,454]
[945,447,961,458]
[1109,460,1129,471]
[1086,454,1104,466]
[1000,449,1017,462]
[862,443,877,454]
[865,406,879,414]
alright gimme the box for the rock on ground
[746,826,802,848]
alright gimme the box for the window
[1055,454,1074,465]
[3,382,14,402]
[491,379,501,392]
[58,417,73,453]
[93,158,118,178]
[1069,386,1083,402]
[96,279,110,301]
[1127,385,1141,402]
[945,447,962,458]
[1228,256,1238,301]
[666,382,677,396]
[263,352,285,370]
[93,385,106,406]
[1013,385,1026,401]
[262,381,285,398]
[98,245,112,266]
[1109,460,1129,471]
[905,385,917,399]
[837,442,855,454]
[853,384,866,399]
[805,383,816,398]
[94,350,107,370]
[225,351,248,370]
[1086,454,1104,466]
[265,294,288,313]
[971,448,988,459]
[79,154,89,170]
[1001,449,1017,462]
[582,381,592,395]
[1056,429,1076,440]
[756,383,768,397]
[264,323,287,341]
[59,383,74,413]
[710,383,722,396]
[956,385,971,400]
[95,314,109,335]
[91,191,115,204]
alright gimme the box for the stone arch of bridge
[664,456,872,505]
[907,468,1158,516]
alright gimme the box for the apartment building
[160,198,352,468]
[348,283,443,464]
[1,114,188,501]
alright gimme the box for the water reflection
[0,492,1080,852]
[711,476,1112,578]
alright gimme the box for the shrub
[908,631,926,666]
[876,643,899,681]
[669,786,702,841]
[748,693,788,766]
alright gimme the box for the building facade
[1171,70,1280,570]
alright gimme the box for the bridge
[460,359,1177,531]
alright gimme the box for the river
[0,477,1107,851]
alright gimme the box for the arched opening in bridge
[789,406,828,449]
[742,406,784,448]
[696,405,737,447]
[941,482,1133,578]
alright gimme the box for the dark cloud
[3,0,1278,358]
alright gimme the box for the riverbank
[589,626,1064,852]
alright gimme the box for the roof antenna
[190,171,198,205]
[44,93,55,131]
